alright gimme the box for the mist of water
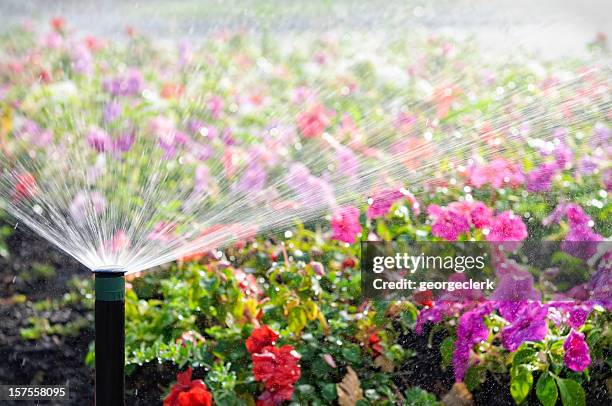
[0,11,609,274]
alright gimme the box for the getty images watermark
[360,240,610,301]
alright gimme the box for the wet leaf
[288,306,307,334]
[536,372,557,406]
[510,365,533,404]
[557,378,585,406]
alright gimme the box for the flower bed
[0,17,610,406]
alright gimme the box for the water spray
[93,267,126,406]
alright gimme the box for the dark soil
[0,223,94,405]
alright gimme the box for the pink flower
[208,95,224,119]
[486,211,528,251]
[148,222,177,243]
[69,191,107,221]
[367,189,412,219]
[297,105,331,138]
[468,158,524,189]
[428,205,470,241]
[331,206,361,244]
[335,146,359,178]
[563,329,591,372]
[448,200,492,229]
[108,230,129,253]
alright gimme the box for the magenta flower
[148,222,177,243]
[415,301,464,334]
[603,168,612,192]
[71,44,93,75]
[331,206,361,244]
[501,303,548,352]
[563,329,591,372]
[367,189,404,219]
[565,204,591,228]
[491,269,539,302]
[113,132,135,153]
[16,120,53,147]
[590,253,611,304]
[104,230,129,253]
[87,128,113,152]
[562,226,602,261]
[526,162,557,192]
[554,143,573,169]
[394,112,417,132]
[285,163,335,208]
[453,303,493,381]
[486,211,527,251]
[548,303,592,329]
[428,205,470,241]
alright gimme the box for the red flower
[163,368,213,406]
[297,105,331,138]
[252,345,301,392]
[342,257,356,269]
[413,289,434,308]
[246,325,279,354]
[368,333,383,355]
[13,172,36,202]
[50,17,65,32]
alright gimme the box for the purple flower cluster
[555,204,603,261]
[452,303,493,381]
[102,69,143,97]
[500,302,548,352]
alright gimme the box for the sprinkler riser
[94,270,125,406]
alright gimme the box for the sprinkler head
[93,267,126,405]
[94,268,125,301]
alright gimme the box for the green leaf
[403,387,439,406]
[320,383,337,402]
[557,378,585,406]
[288,306,307,334]
[440,337,454,369]
[536,373,557,406]
[510,365,533,404]
[512,346,537,367]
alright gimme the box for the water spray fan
[93,267,126,405]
